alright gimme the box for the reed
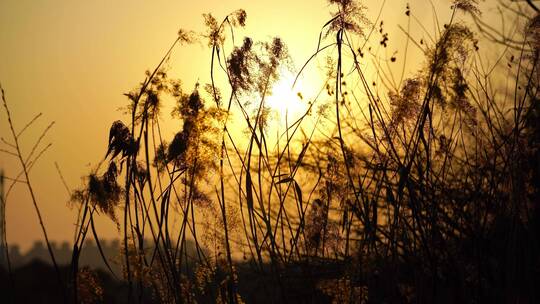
[2,0,540,302]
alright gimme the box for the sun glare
[266,72,307,120]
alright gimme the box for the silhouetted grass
[2,0,540,303]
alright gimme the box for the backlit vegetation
[2,0,540,303]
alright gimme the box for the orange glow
[266,71,307,120]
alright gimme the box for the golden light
[266,71,307,121]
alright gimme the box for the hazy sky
[0,0,473,250]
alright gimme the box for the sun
[266,71,307,120]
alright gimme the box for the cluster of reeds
[67,0,540,302]
[2,0,540,303]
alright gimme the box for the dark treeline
[2,240,121,273]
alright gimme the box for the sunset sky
[0,0,491,250]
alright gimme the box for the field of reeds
[1,0,540,303]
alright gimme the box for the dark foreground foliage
[0,261,139,304]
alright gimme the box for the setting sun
[266,71,307,120]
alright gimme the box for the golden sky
[0,0,489,250]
